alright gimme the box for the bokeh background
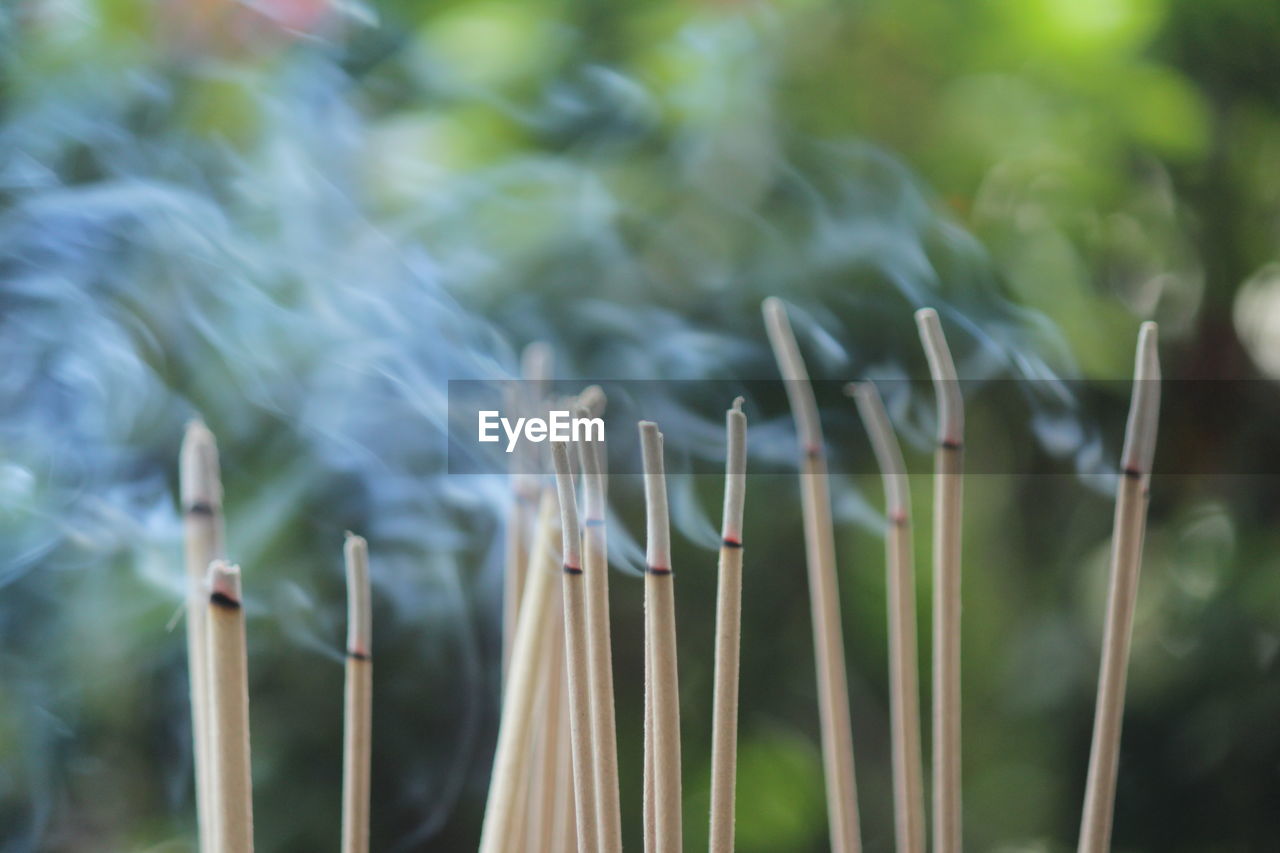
[2,0,1279,850]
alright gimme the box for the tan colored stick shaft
[709,399,747,853]
[579,426,623,853]
[479,493,559,853]
[644,623,656,853]
[1078,476,1151,853]
[887,517,925,853]
[551,668,578,853]
[764,299,862,853]
[708,543,743,853]
[341,534,372,853]
[341,659,372,853]
[551,440,600,851]
[181,422,224,853]
[1078,322,1160,853]
[563,573,600,851]
[207,563,253,853]
[801,453,862,853]
[646,573,682,853]
[528,579,566,853]
[932,446,963,853]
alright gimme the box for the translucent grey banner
[446,379,1278,476]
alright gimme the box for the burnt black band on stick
[645,565,673,575]
[210,591,241,610]
[721,539,743,549]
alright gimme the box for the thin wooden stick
[525,586,565,853]
[762,298,862,853]
[479,491,560,853]
[644,614,657,853]
[504,342,552,686]
[341,534,373,853]
[916,307,964,853]
[848,383,925,853]
[578,420,624,853]
[709,398,748,853]
[181,420,224,853]
[552,440,601,852]
[551,667,578,853]
[206,560,253,853]
[1078,323,1161,853]
[640,422,682,853]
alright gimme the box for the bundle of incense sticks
[177,315,1161,853]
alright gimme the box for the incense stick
[181,420,224,853]
[341,534,372,853]
[762,297,862,853]
[552,440,601,853]
[504,342,553,686]
[206,561,254,853]
[527,588,572,853]
[708,398,748,853]
[640,422,682,853]
[848,383,925,853]
[1078,323,1161,853]
[578,421,623,853]
[644,616,657,853]
[479,492,560,853]
[916,307,964,853]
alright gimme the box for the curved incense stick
[762,297,862,853]
[916,307,964,853]
[206,560,253,853]
[1078,323,1161,853]
[479,492,560,853]
[578,421,623,853]
[181,419,224,853]
[709,398,748,853]
[552,441,601,853]
[640,421,682,853]
[504,343,553,687]
[848,383,925,853]
[341,534,372,853]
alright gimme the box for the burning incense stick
[848,383,925,853]
[640,421,683,853]
[708,398,748,853]
[479,492,560,853]
[578,420,623,853]
[206,561,253,853]
[504,342,553,686]
[181,420,224,853]
[552,440,601,852]
[916,307,964,853]
[341,534,372,853]
[644,618,656,853]
[762,297,862,853]
[1078,323,1161,853]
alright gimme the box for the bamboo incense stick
[552,440,601,853]
[504,342,553,686]
[341,534,373,853]
[916,307,964,853]
[206,560,253,853]
[762,297,862,853]
[644,614,657,853]
[479,491,560,853]
[1078,322,1161,853]
[181,420,224,853]
[848,383,926,853]
[528,589,571,853]
[708,398,748,853]
[578,419,624,853]
[640,422,683,853]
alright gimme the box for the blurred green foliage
[3,0,1280,852]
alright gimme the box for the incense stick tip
[207,560,241,606]
[344,533,372,655]
[180,419,223,509]
[1121,322,1162,475]
[915,306,964,444]
[578,384,607,417]
[731,396,744,413]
